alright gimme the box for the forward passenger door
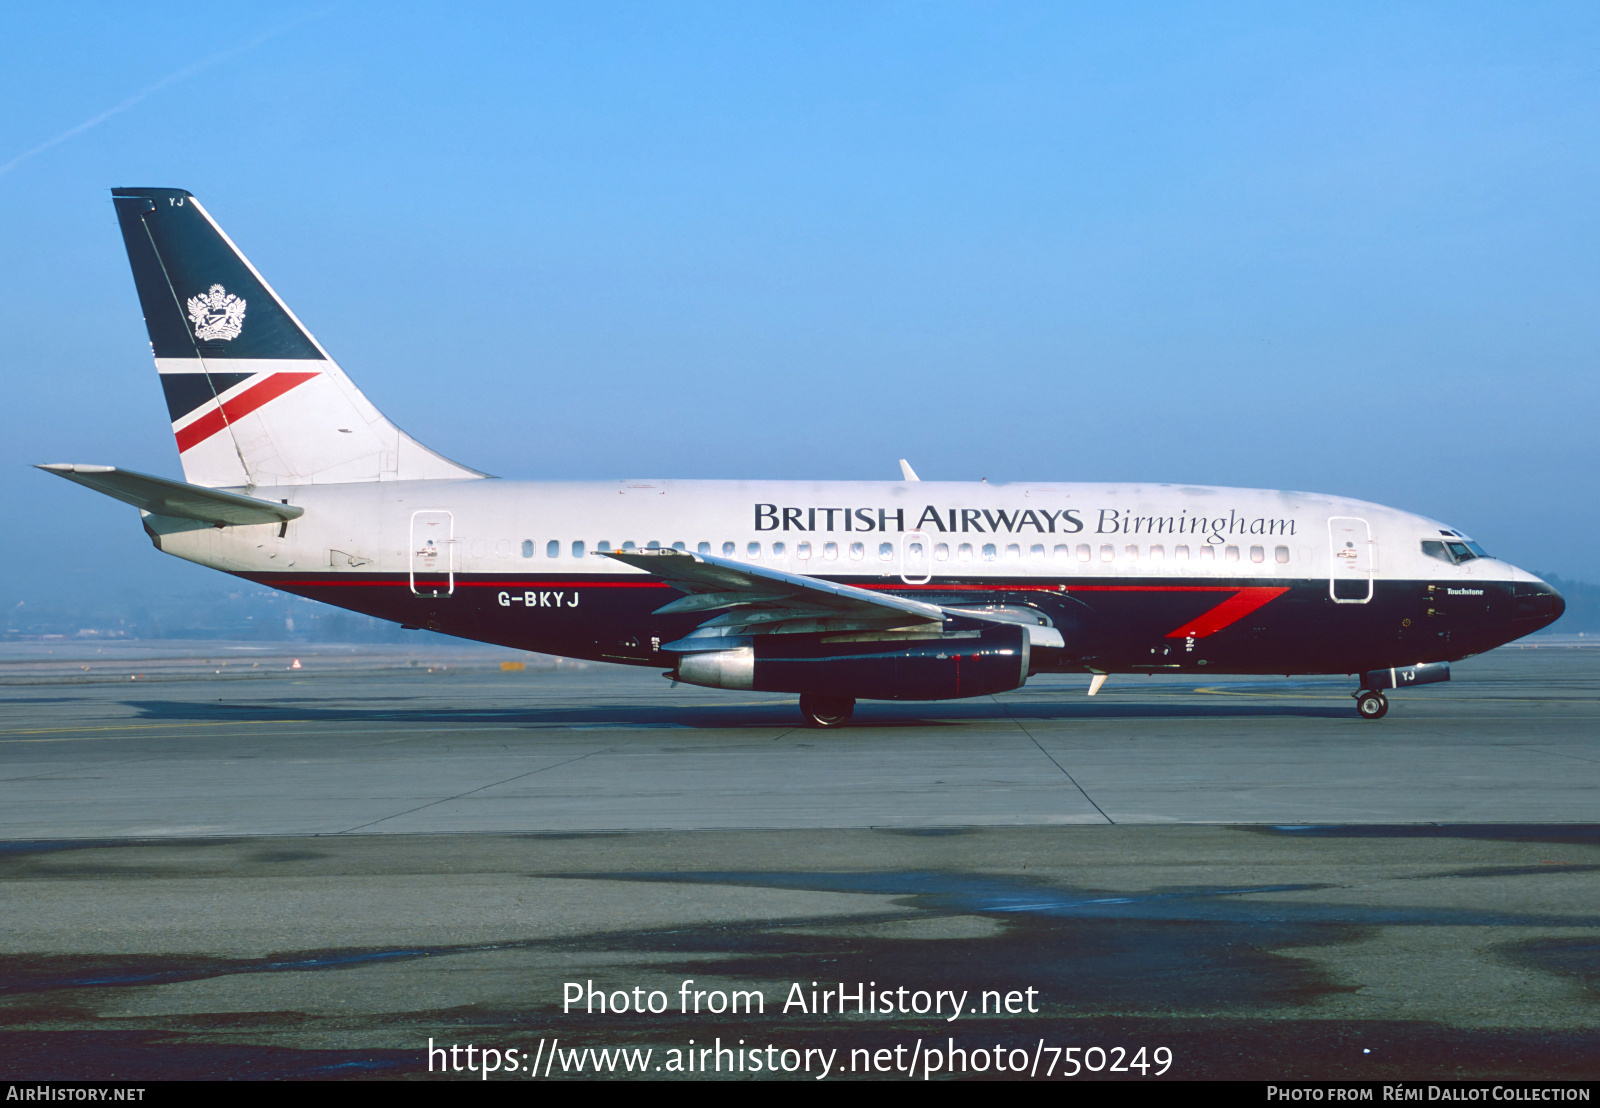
[1328,517,1374,603]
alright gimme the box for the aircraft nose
[1511,578,1564,627]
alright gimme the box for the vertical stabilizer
[110,188,485,488]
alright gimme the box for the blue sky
[3,1,1597,610]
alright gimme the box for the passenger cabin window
[572,541,585,558]
[722,542,736,556]
[982,543,998,562]
[1149,545,1164,560]
[521,540,535,558]
[1224,545,1240,562]
[1124,544,1139,560]
[1250,545,1265,563]
[849,542,865,560]
[1199,545,1215,560]
[773,542,786,558]
[1274,545,1290,564]
[1031,544,1046,560]
[823,542,839,560]
[1005,543,1021,561]
[934,543,950,561]
[747,542,761,558]
[672,541,686,551]
[598,541,612,552]
[1078,544,1092,561]
[1100,544,1114,561]
[1174,545,1189,559]
[797,542,811,559]
[546,540,560,559]
[647,540,660,550]
[1054,544,1068,559]
[958,543,974,561]
[698,542,711,555]
[878,542,893,561]
[622,541,637,552]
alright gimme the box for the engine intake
[672,624,1030,701]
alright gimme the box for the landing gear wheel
[799,693,855,729]
[1355,690,1389,720]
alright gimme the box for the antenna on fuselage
[899,459,920,482]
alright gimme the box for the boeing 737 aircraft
[41,188,1565,726]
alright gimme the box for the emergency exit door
[901,531,932,584]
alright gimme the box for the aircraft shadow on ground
[120,697,1351,728]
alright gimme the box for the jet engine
[671,623,1030,701]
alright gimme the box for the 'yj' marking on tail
[110,188,482,489]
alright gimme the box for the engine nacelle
[672,624,1030,701]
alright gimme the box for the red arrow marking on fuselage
[1156,586,1289,638]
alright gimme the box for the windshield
[1422,537,1490,564]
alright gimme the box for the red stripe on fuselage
[174,372,320,452]
[262,575,1289,639]
[270,579,673,588]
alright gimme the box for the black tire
[799,693,855,728]
[1356,690,1389,720]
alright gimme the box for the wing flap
[37,464,304,526]
[603,548,944,625]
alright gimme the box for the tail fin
[110,188,485,488]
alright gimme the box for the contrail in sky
[0,9,331,179]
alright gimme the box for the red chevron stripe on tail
[174,372,320,453]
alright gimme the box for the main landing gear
[1354,689,1389,720]
[799,693,856,728]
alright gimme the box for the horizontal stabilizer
[36,464,304,526]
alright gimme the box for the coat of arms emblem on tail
[186,284,247,341]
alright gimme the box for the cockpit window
[1423,538,1490,564]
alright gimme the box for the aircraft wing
[600,548,944,645]
[36,464,305,527]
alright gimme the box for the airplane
[39,188,1566,728]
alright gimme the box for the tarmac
[1,638,1597,1080]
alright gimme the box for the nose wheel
[799,693,856,728]
[1355,690,1389,720]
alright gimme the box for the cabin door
[410,510,455,597]
[1328,516,1374,603]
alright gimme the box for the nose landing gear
[799,693,856,728]
[1352,662,1447,719]
[1355,689,1389,720]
